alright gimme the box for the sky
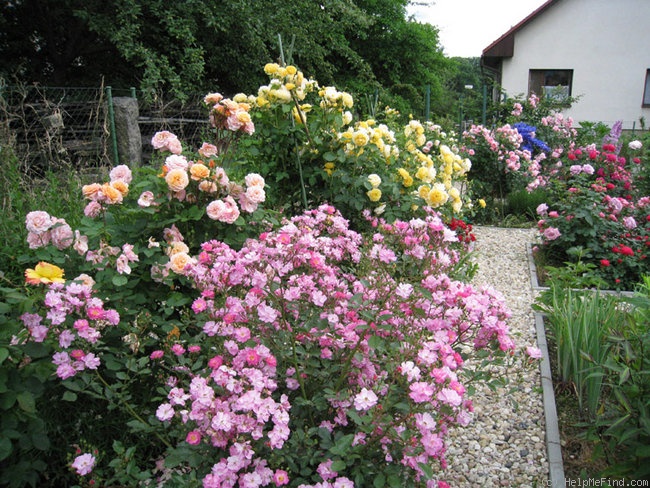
[407,0,549,58]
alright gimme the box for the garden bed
[527,242,646,482]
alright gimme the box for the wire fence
[0,83,211,176]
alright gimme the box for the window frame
[528,69,574,101]
[642,69,650,107]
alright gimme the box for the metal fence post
[105,86,120,165]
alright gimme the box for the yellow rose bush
[231,64,474,229]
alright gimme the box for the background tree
[0,0,449,115]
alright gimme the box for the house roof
[481,0,560,61]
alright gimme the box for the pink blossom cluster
[81,164,132,215]
[25,210,85,252]
[18,281,119,379]
[151,132,267,217]
[172,204,515,485]
[154,339,291,487]
[204,92,255,135]
[462,124,544,174]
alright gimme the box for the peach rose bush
[3,64,539,487]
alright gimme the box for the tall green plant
[537,286,619,418]
[589,276,650,479]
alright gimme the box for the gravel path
[443,226,550,487]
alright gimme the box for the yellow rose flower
[264,63,279,75]
[439,145,455,165]
[165,168,189,192]
[169,252,194,275]
[82,183,102,200]
[340,130,353,142]
[111,180,129,197]
[353,131,369,147]
[367,188,382,202]
[25,261,65,285]
[102,182,123,204]
[418,185,431,200]
[367,174,381,188]
[285,65,297,76]
[285,82,296,91]
[478,198,487,208]
[426,184,449,207]
[167,241,190,256]
[341,92,354,108]
[190,163,210,181]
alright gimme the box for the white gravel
[442,226,549,487]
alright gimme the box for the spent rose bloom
[152,131,182,154]
[628,140,642,150]
[367,173,382,188]
[165,154,189,171]
[137,191,155,207]
[198,142,218,158]
[206,196,240,223]
[526,346,543,359]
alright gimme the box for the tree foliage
[1,0,451,114]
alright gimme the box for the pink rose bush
[532,140,650,288]
[18,196,531,486]
[141,204,523,486]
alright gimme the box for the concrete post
[112,97,142,167]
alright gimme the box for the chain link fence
[0,83,211,176]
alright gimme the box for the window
[643,69,650,107]
[528,69,573,101]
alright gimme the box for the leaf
[329,433,354,456]
[16,391,35,413]
[618,366,631,385]
[418,462,434,479]
[373,474,386,488]
[0,436,12,462]
[0,348,8,365]
[112,275,129,287]
[330,459,346,472]
[62,391,77,402]
[367,335,384,351]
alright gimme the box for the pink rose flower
[71,453,96,476]
[25,210,53,234]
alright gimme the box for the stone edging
[526,243,565,487]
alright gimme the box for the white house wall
[500,0,650,130]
